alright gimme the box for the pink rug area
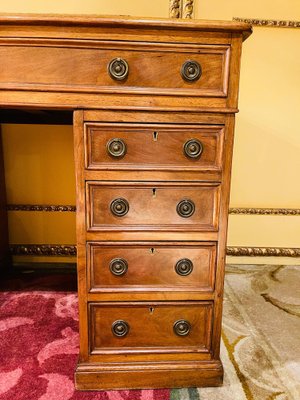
[0,289,170,400]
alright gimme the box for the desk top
[0,13,252,40]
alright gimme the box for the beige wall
[0,0,169,17]
[1,0,299,264]
[196,1,300,264]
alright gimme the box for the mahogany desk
[0,14,251,390]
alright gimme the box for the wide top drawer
[0,41,230,98]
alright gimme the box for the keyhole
[153,131,158,141]
[152,188,156,197]
[149,307,154,314]
[150,247,155,254]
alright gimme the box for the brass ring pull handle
[176,199,195,218]
[184,139,203,159]
[181,60,202,82]
[175,259,193,276]
[109,258,128,276]
[173,320,191,336]
[107,138,127,158]
[110,198,129,217]
[112,320,129,337]
[108,58,129,81]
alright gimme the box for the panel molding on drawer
[0,39,230,98]
[86,181,221,232]
[87,241,217,293]
[84,123,225,172]
[89,301,213,355]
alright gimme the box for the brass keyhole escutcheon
[153,131,158,141]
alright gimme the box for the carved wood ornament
[233,17,300,28]
[10,244,300,258]
[7,204,300,216]
[7,204,76,212]
[227,247,300,257]
[169,0,182,19]
[229,208,300,216]
[169,0,194,19]
[182,0,194,19]
[10,244,77,256]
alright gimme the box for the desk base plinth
[75,360,223,390]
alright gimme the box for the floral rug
[0,265,299,400]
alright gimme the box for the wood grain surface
[0,14,252,390]
[86,123,224,171]
[88,242,216,292]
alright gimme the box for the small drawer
[89,301,213,354]
[88,242,216,292]
[85,124,224,172]
[0,42,229,97]
[87,182,220,232]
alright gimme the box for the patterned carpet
[177,264,300,400]
[0,264,299,400]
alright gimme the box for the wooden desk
[0,14,251,390]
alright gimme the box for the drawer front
[88,242,216,292]
[0,42,229,97]
[85,124,224,171]
[87,182,220,231]
[89,302,213,354]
